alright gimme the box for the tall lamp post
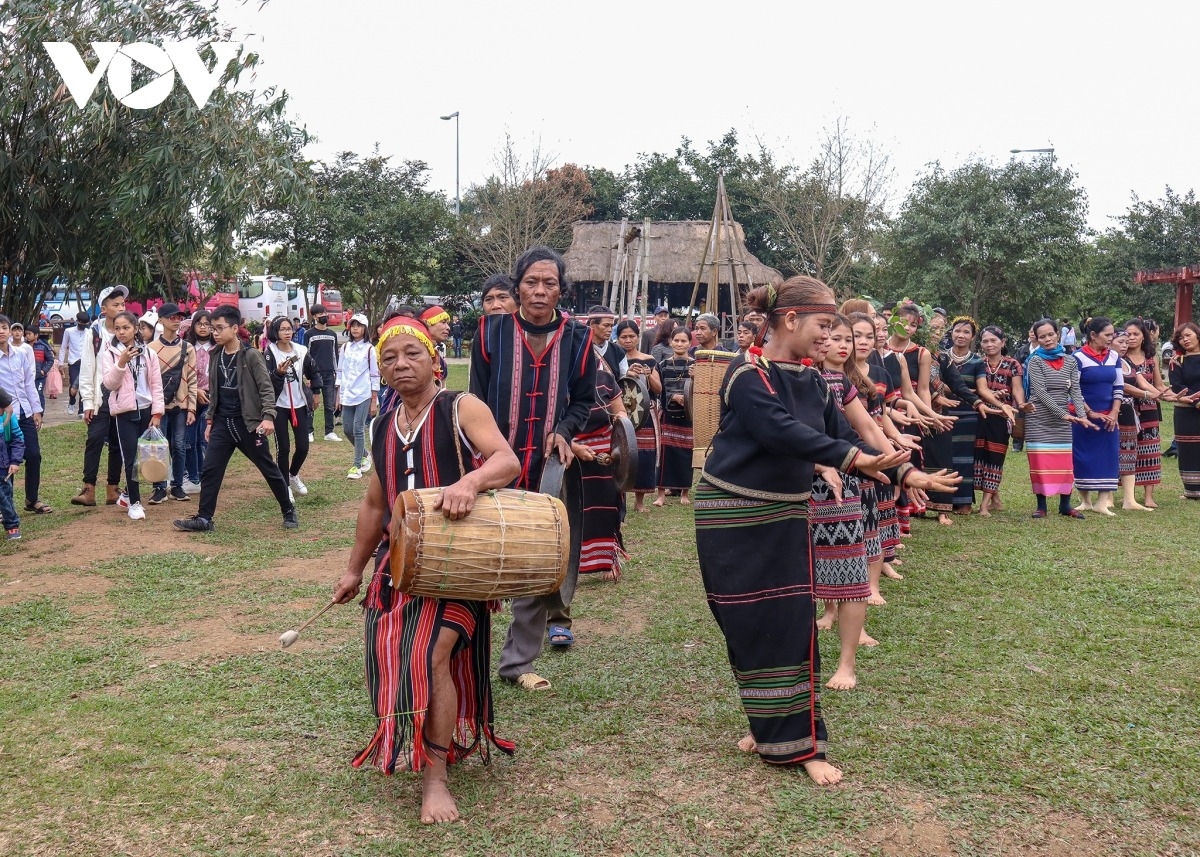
[440,111,460,217]
[1010,146,1055,164]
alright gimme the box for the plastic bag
[44,367,62,399]
[137,426,170,483]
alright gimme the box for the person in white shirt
[0,314,49,514]
[335,313,379,479]
[59,311,90,414]
[264,316,321,496]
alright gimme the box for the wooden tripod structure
[603,218,652,319]
[685,174,755,335]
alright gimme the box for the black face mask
[315,316,328,325]
[77,321,88,328]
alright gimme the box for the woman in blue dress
[1071,317,1123,517]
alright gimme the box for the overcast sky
[218,0,1197,232]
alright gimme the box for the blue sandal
[547,625,574,648]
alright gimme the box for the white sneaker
[66,403,75,415]
[308,432,315,443]
[288,487,295,503]
[117,492,130,509]
[346,466,362,480]
[128,501,145,520]
[359,455,372,473]
[182,479,201,495]
[289,475,308,496]
[325,432,343,442]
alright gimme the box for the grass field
[1,366,1197,856]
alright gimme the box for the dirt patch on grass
[243,548,354,587]
[0,571,113,605]
[571,608,648,640]
[142,615,280,662]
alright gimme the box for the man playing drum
[470,245,597,691]
[333,317,520,825]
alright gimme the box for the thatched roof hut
[564,220,782,288]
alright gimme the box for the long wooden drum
[390,488,570,601]
[689,349,736,469]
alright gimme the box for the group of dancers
[327,247,1200,820]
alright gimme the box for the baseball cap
[349,313,369,328]
[139,311,158,328]
[654,305,669,314]
[159,302,185,318]
[98,285,129,304]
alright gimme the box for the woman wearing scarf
[1023,318,1092,518]
[1071,318,1124,516]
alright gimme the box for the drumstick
[279,599,338,648]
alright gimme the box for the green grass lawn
[1,386,1197,856]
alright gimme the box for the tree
[253,151,453,326]
[458,137,593,278]
[582,166,628,221]
[882,157,1089,331]
[0,0,307,324]
[1083,188,1200,326]
[756,119,893,295]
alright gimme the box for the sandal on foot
[1061,509,1086,519]
[547,625,574,647]
[25,501,53,514]
[515,672,551,691]
[1031,510,1047,519]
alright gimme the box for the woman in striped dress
[1167,322,1200,500]
[1071,318,1124,517]
[1122,320,1164,509]
[693,276,955,783]
[945,318,984,513]
[1024,318,1092,519]
[616,321,661,512]
[972,326,1025,516]
[656,328,694,505]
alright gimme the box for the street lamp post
[1010,146,1055,164]
[440,111,460,217]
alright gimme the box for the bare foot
[420,778,459,825]
[1122,501,1150,511]
[802,759,844,785]
[859,630,879,647]
[652,497,665,507]
[882,563,904,580]
[1144,500,1158,509]
[992,498,1005,511]
[978,508,991,517]
[679,494,691,505]
[867,590,887,606]
[634,502,646,512]
[816,611,837,631]
[737,734,757,753]
[938,513,953,526]
[1075,501,1092,512]
[826,667,857,690]
[1095,505,1117,517]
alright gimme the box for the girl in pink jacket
[101,312,164,520]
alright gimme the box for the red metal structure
[1135,266,1197,331]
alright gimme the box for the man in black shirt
[304,304,341,441]
[173,305,297,532]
